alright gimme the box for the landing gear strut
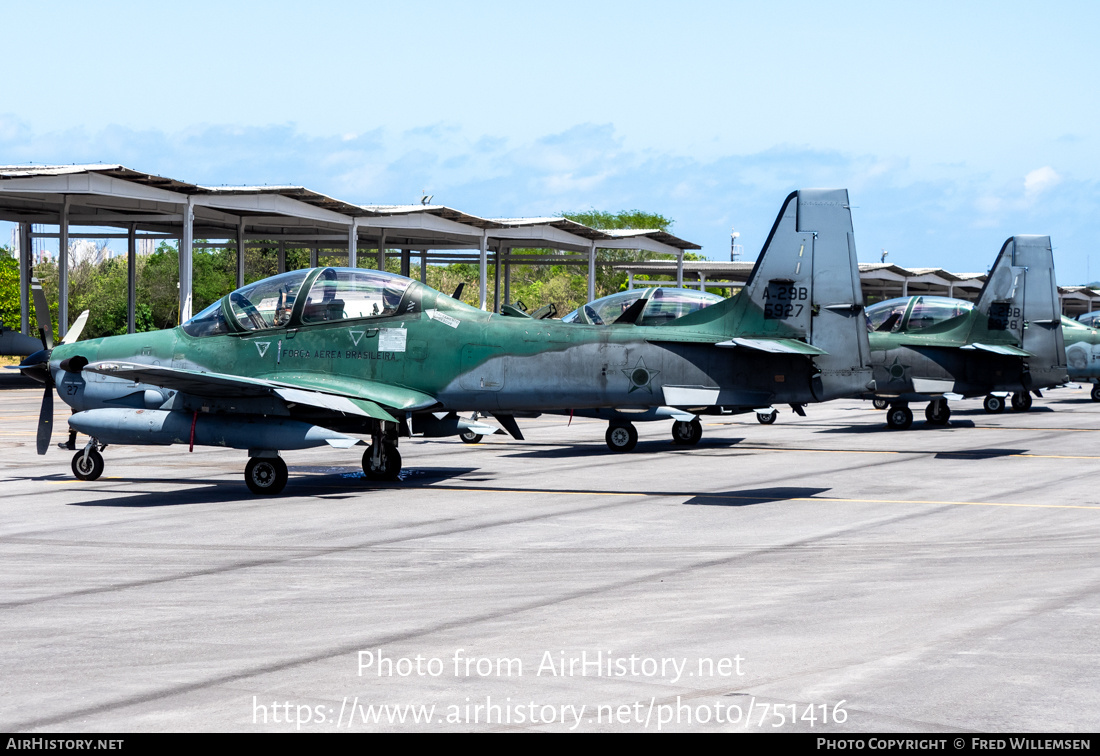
[364,421,402,480]
[71,440,106,481]
[924,399,951,425]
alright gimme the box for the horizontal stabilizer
[717,337,828,355]
[960,343,1032,357]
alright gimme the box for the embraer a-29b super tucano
[19,189,873,495]
[864,236,1067,429]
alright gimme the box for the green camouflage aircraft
[863,235,1067,429]
[19,189,873,494]
[1061,315,1100,400]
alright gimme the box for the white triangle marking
[256,342,270,358]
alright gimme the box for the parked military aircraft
[863,235,1066,429]
[19,189,873,494]
[1061,316,1100,400]
[512,287,782,446]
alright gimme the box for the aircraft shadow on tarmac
[58,467,480,507]
[501,437,748,459]
[684,486,831,507]
[932,448,1028,461]
[816,421,977,434]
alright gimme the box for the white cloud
[1024,166,1062,200]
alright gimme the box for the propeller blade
[30,277,53,350]
[36,383,53,455]
[61,310,89,345]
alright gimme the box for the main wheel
[459,429,483,444]
[671,419,702,445]
[984,394,1005,413]
[605,424,638,452]
[1011,391,1033,411]
[756,410,778,424]
[924,401,951,425]
[71,449,104,481]
[1092,384,1100,402]
[363,443,402,481]
[872,398,889,410]
[244,456,288,495]
[886,404,913,430]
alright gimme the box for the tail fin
[975,235,1066,387]
[666,189,873,400]
[741,189,872,400]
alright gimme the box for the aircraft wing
[960,343,1032,357]
[716,337,829,355]
[83,361,437,423]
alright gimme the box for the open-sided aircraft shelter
[0,165,699,335]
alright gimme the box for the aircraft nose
[18,348,53,384]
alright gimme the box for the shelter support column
[420,251,428,283]
[310,246,318,267]
[479,232,488,310]
[348,220,359,268]
[628,271,634,291]
[493,243,502,312]
[179,197,194,323]
[587,241,597,303]
[699,273,707,291]
[400,248,410,278]
[59,196,70,332]
[503,246,511,305]
[676,250,683,288]
[278,242,286,273]
[127,224,136,334]
[236,221,246,288]
[18,222,30,335]
[376,232,386,271]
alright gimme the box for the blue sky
[3,1,1098,281]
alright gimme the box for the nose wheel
[756,409,778,424]
[71,448,105,481]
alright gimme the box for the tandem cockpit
[182,268,420,338]
[865,296,975,335]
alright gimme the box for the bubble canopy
[865,296,974,334]
[560,287,725,326]
[182,268,416,337]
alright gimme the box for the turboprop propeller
[16,278,89,454]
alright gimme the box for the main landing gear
[671,418,703,445]
[363,421,403,481]
[983,394,1005,413]
[885,403,913,430]
[924,399,951,425]
[1010,391,1033,411]
[605,423,638,452]
[1092,384,1100,403]
[245,455,288,495]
